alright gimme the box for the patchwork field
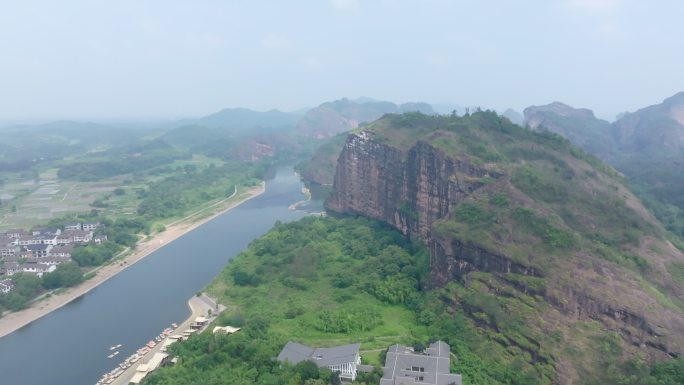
[0,155,231,231]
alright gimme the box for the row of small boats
[95,322,179,385]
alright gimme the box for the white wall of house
[325,354,360,381]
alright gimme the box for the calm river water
[0,166,319,385]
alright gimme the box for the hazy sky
[1,0,682,121]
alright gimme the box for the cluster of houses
[277,340,462,385]
[0,222,104,293]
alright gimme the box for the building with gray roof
[380,341,461,385]
[277,341,361,381]
[63,222,82,231]
[25,243,52,257]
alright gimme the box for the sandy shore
[0,183,265,339]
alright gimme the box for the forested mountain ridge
[327,111,684,384]
[172,107,302,132]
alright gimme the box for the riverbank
[0,183,265,339]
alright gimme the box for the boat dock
[95,294,224,385]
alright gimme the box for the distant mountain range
[524,91,684,158]
[0,98,451,169]
[524,91,684,238]
[172,108,302,131]
[295,98,435,138]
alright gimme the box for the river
[0,166,320,385]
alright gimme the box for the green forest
[142,216,683,385]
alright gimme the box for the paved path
[61,183,78,201]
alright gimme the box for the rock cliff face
[329,133,496,239]
[328,132,526,287]
[326,112,684,383]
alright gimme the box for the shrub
[314,308,381,334]
[232,268,260,286]
[454,202,494,226]
[511,207,575,250]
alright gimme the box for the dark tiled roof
[25,244,50,251]
[63,230,90,237]
[381,342,461,385]
[51,244,74,253]
[277,342,314,364]
[277,342,360,367]
[311,343,361,367]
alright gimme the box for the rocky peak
[524,102,600,129]
[523,102,614,160]
[612,92,684,152]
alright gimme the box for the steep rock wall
[328,132,495,240]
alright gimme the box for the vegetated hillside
[296,98,434,138]
[327,111,684,384]
[0,121,150,172]
[159,107,314,162]
[57,139,191,181]
[296,133,347,187]
[609,92,684,239]
[523,92,684,240]
[502,108,523,125]
[158,124,314,163]
[173,107,301,131]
